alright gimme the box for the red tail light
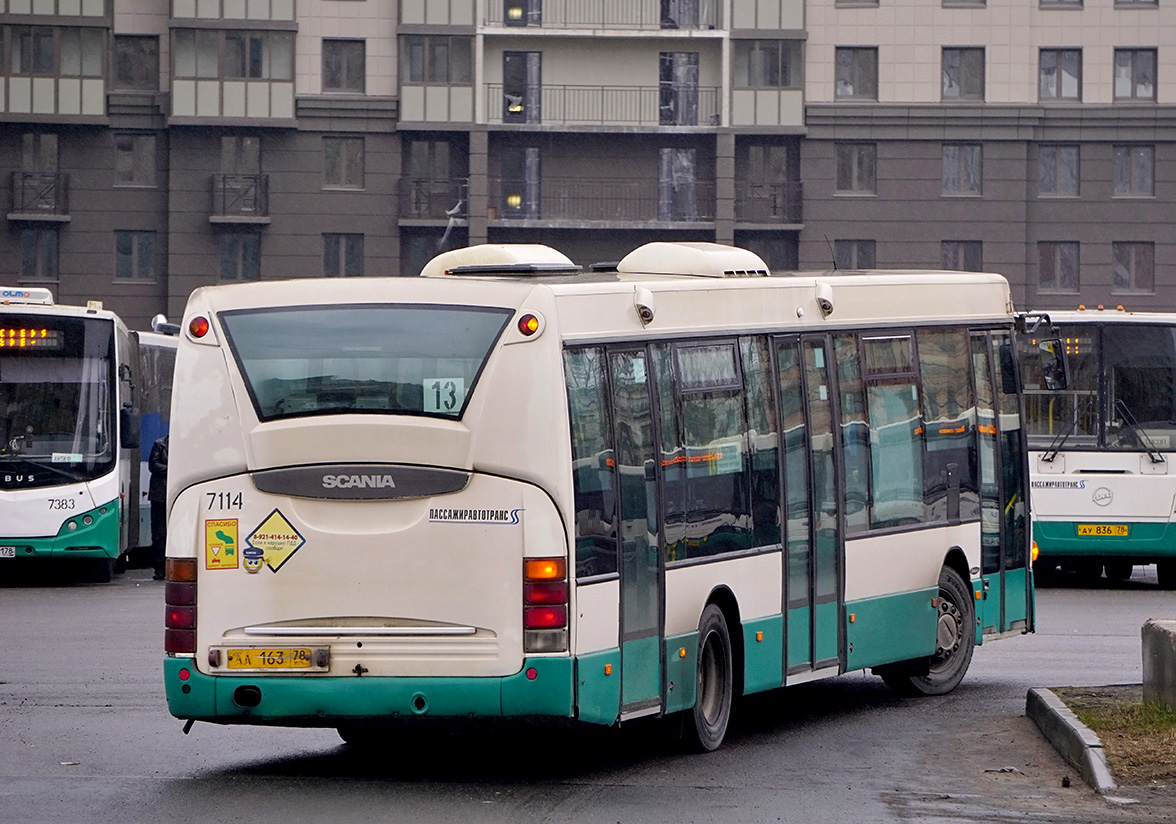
[524,556,568,652]
[165,559,197,654]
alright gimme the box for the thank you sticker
[205,519,239,570]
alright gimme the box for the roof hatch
[421,244,580,278]
[617,242,769,278]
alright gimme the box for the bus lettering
[321,474,396,489]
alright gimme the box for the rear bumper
[165,656,575,724]
[1034,520,1176,559]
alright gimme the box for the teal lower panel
[621,635,661,706]
[980,575,1003,635]
[787,607,810,669]
[576,648,621,725]
[814,601,839,664]
[1034,520,1174,557]
[845,588,937,671]
[2,500,121,560]
[165,656,575,723]
[1004,567,1031,629]
[742,615,784,695]
[664,633,698,715]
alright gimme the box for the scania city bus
[164,243,1057,750]
[1,287,175,580]
[1020,307,1176,587]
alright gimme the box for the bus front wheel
[687,604,733,752]
[879,566,975,697]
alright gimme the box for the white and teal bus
[1,288,176,581]
[1021,308,1176,588]
[163,243,1054,750]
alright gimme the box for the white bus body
[1021,308,1176,587]
[164,244,1034,750]
[0,289,173,580]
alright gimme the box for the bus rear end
[163,279,576,734]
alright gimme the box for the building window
[942,48,984,100]
[834,239,875,269]
[174,30,293,81]
[114,231,156,280]
[323,39,365,93]
[734,40,802,89]
[503,51,542,123]
[1040,0,1082,5]
[1113,242,1154,293]
[942,144,982,195]
[659,147,698,220]
[660,51,700,126]
[11,27,54,75]
[835,47,878,100]
[323,137,364,189]
[1038,145,1079,197]
[9,26,103,78]
[323,234,364,277]
[402,35,472,84]
[113,35,159,90]
[1039,49,1081,100]
[114,134,156,187]
[504,0,542,26]
[942,241,982,271]
[220,234,260,282]
[835,143,876,194]
[1114,49,1156,100]
[20,229,57,282]
[1038,241,1079,293]
[1113,145,1155,197]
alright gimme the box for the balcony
[487,84,721,127]
[399,178,470,221]
[735,182,803,225]
[210,174,270,224]
[487,177,715,224]
[487,0,721,30]
[7,173,70,223]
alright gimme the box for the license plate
[0,546,14,558]
[1077,524,1129,537]
[225,648,325,670]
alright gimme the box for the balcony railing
[735,181,804,224]
[9,172,69,217]
[488,84,721,127]
[488,177,715,222]
[487,0,721,30]
[399,178,469,220]
[211,174,269,222]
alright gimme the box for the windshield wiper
[1042,396,1094,463]
[1115,399,1166,464]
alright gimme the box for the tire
[90,558,114,584]
[1103,561,1133,582]
[881,567,975,697]
[1158,561,1176,590]
[686,604,734,752]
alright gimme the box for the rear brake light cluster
[165,558,197,654]
[524,557,568,653]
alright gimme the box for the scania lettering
[165,242,1057,751]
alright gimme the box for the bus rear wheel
[880,567,974,697]
[687,604,733,752]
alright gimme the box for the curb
[1026,687,1117,793]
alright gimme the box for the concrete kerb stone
[1026,687,1118,794]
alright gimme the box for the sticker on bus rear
[205,519,239,570]
[245,509,305,573]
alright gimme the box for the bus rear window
[220,304,513,421]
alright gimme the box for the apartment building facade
[0,0,805,327]
[0,0,1171,326]
[803,0,1175,312]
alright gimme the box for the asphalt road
[2,562,1174,824]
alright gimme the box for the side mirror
[1038,338,1070,391]
[120,406,141,450]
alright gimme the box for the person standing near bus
[149,434,168,580]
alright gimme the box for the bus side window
[564,347,618,578]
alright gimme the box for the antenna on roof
[823,234,837,271]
